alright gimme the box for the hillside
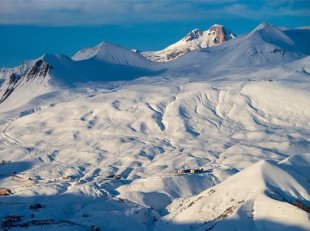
[158,158,310,230]
[0,22,309,231]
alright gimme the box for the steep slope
[142,24,235,62]
[72,42,156,69]
[158,158,310,231]
[0,58,53,112]
[167,22,309,73]
[0,43,163,112]
[44,50,161,84]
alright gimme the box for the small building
[190,168,204,174]
[176,169,191,174]
[106,174,121,179]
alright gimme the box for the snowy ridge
[165,22,310,74]
[72,42,155,69]
[142,24,236,62]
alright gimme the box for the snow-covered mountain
[1,22,309,111]
[168,22,310,74]
[72,42,155,68]
[142,24,236,62]
[0,43,163,112]
[0,22,309,230]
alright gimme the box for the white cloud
[0,0,308,25]
[222,2,310,19]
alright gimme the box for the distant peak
[182,24,235,43]
[72,41,122,61]
[258,21,271,28]
[143,23,236,62]
[209,24,236,38]
[251,22,277,33]
[97,41,117,47]
[97,41,107,47]
[40,53,56,63]
[248,22,295,46]
[210,24,225,29]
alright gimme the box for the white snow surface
[0,23,309,231]
[142,24,236,62]
[158,159,310,231]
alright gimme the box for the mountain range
[1,22,309,108]
[0,22,309,231]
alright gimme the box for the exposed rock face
[26,60,51,81]
[0,73,19,103]
[209,24,233,45]
[166,48,191,60]
[8,73,19,84]
[182,25,234,46]
[184,29,203,42]
[142,24,236,62]
[0,59,51,104]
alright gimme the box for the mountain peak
[72,41,123,61]
[182,24,235,43]
[249,22,295,46]
[96,41,119,49]
[251,22,279,34]
[208,24,236,43]
[142,24,236,62]
[209,24,225,30]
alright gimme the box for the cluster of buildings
[176,168,204,175]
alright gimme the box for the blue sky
[0,0,309,68]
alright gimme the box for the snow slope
[166,22,310,75]
[0,43,164,113]
[158,158,310,231]
[0,22,309,231]
[72,42,155,69]
[1,61,309,230]
[116,173,218,212]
